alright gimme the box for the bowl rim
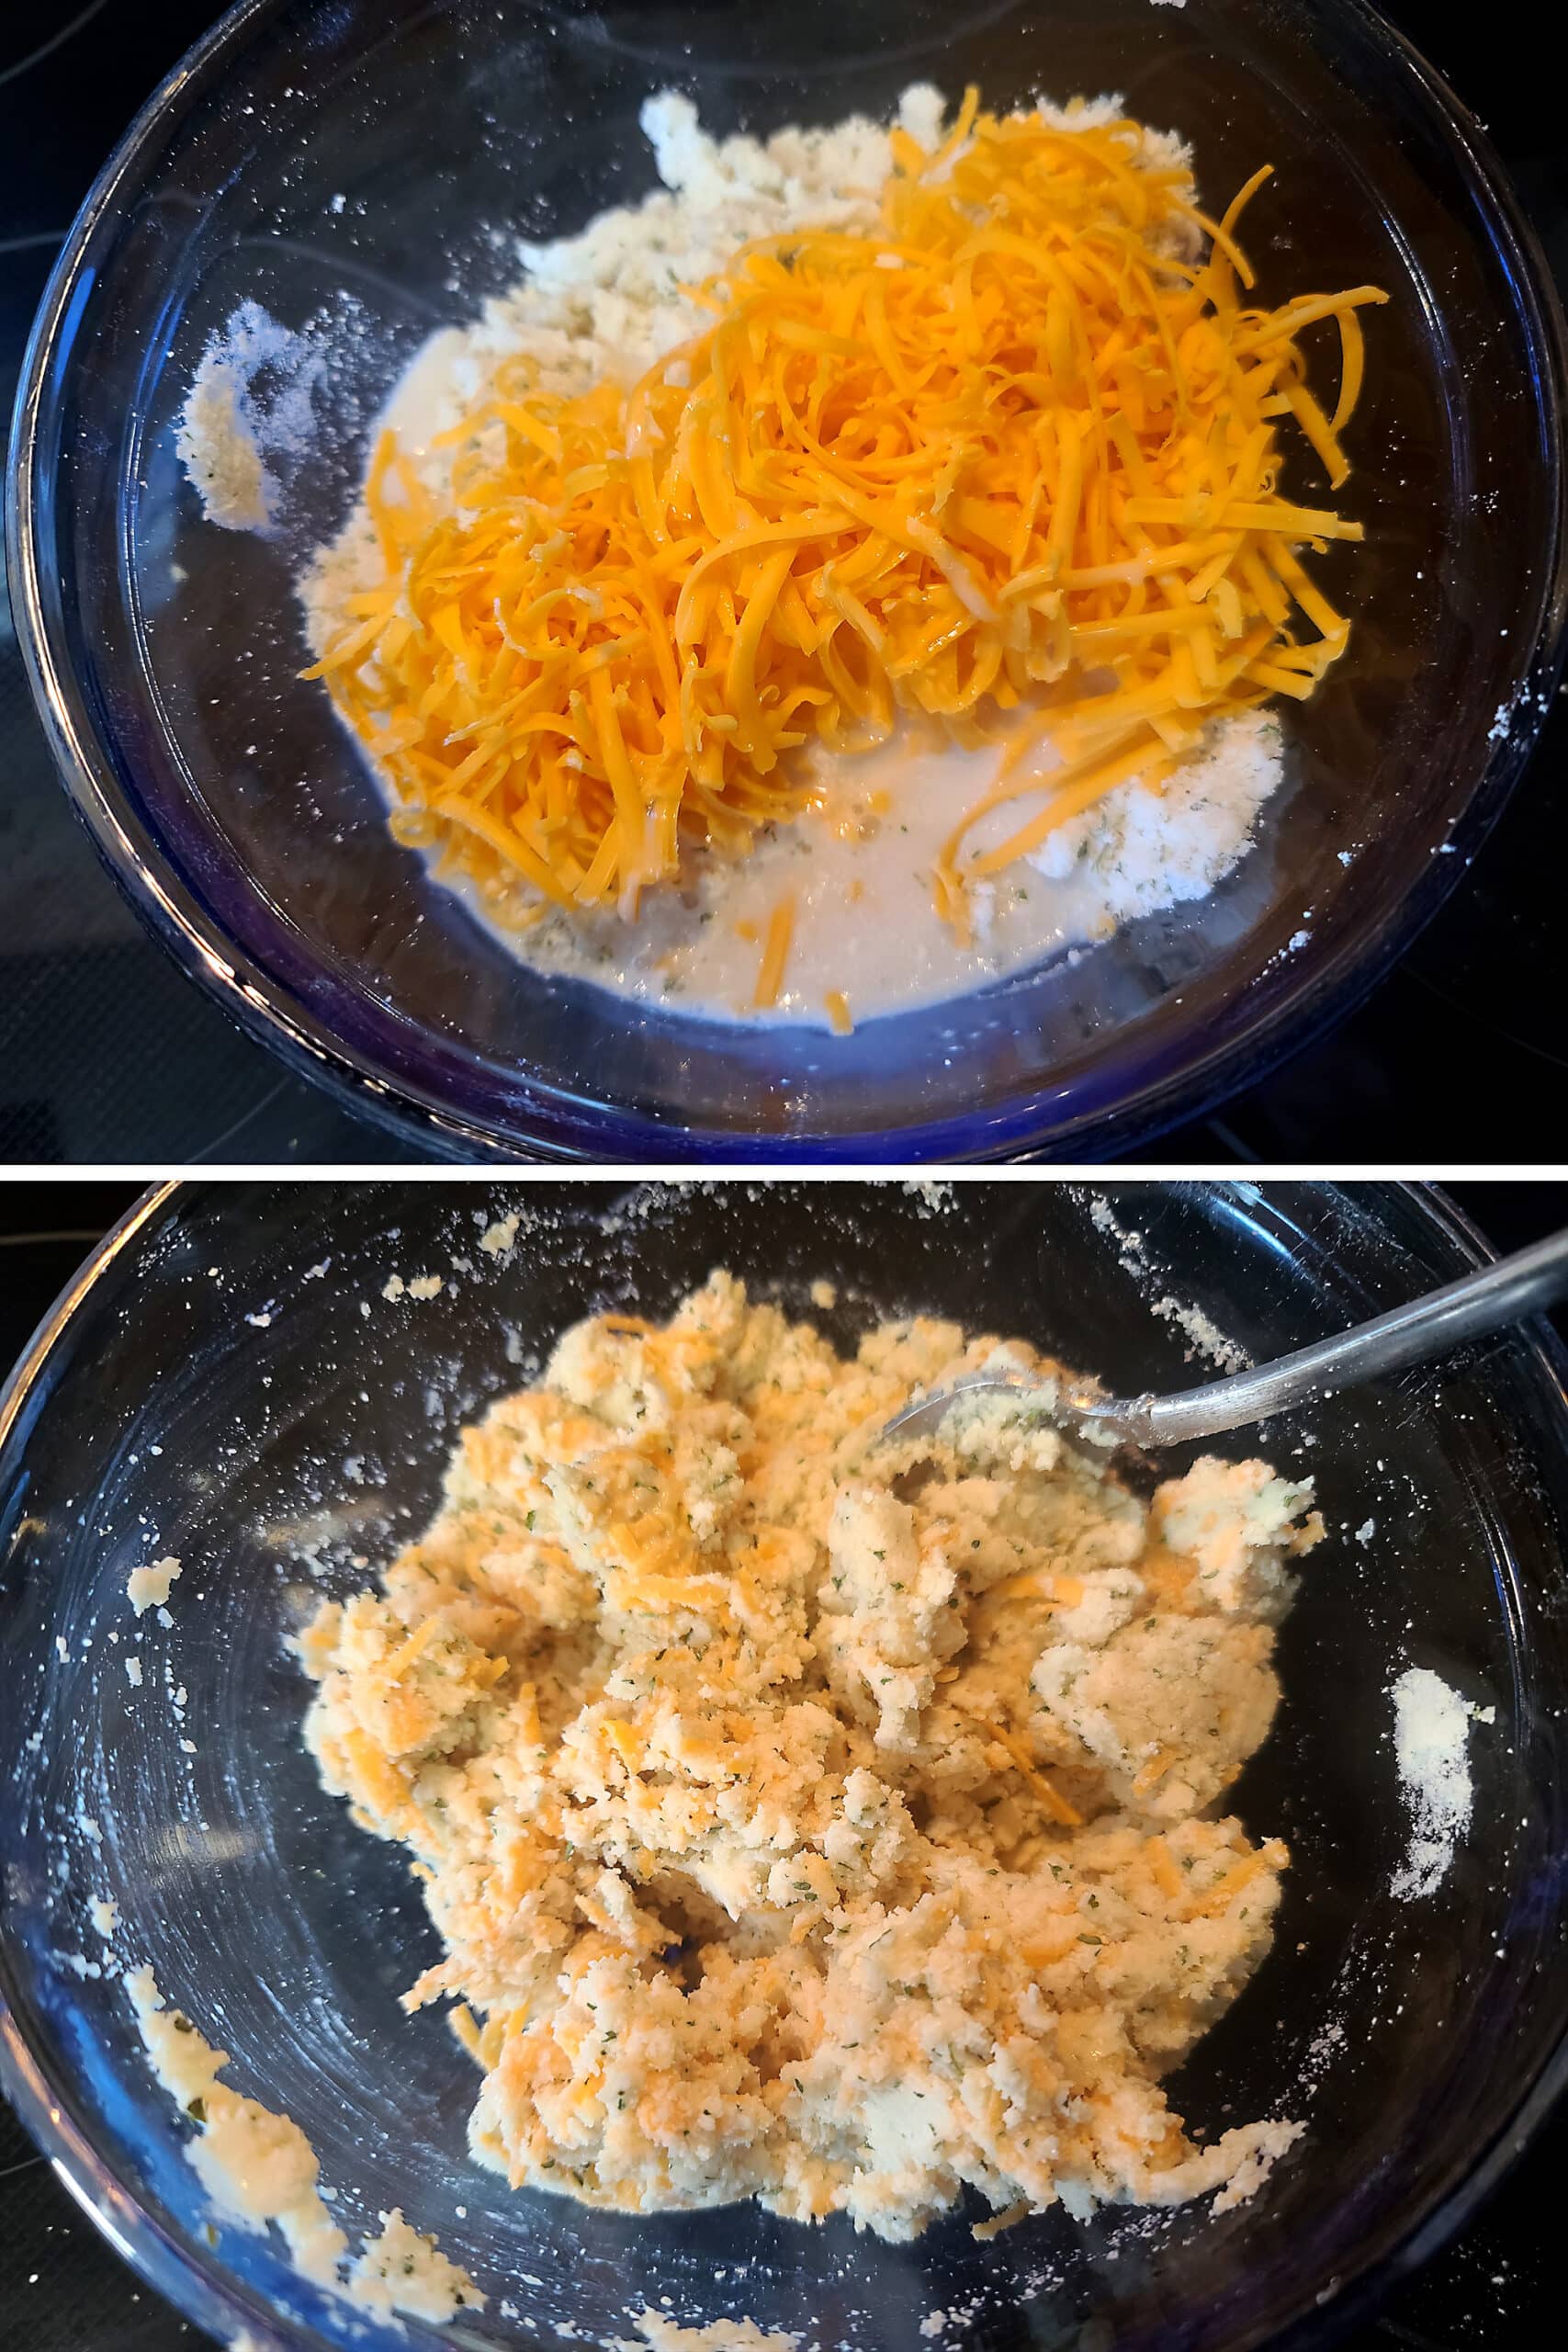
[5,0,1568,1163]
[2,1177,1568,2348]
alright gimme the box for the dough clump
[301,1273,1319,2240]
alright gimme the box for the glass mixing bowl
[6,0,1568,1160]
[2,1180,1568,2352]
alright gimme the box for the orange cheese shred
[985,1719,1084,1828]
[753,895,795,1010]
[1189,1839,1288,1917]
[306,96,1384,937]
[1145,1836,1185,1902]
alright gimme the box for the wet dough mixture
[301,1275,1321,2240]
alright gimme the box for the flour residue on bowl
[175,303,326,534]
[1389,1666,1491,1900]
[1084,1193,1253,1375]
[1151,1295,1251,1374]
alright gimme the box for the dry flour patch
[1389,1666,1490,1900]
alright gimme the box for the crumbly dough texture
[126,1964,349,2290]
[125,1968,483,2321]
[301,1274,1319,2240]
[623,2317,802,2352]
[127,1555,182,1615]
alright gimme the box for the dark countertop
[2,1176,1566,2347]
[2,0,1566,1162]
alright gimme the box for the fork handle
[1128,1227,1568,1447]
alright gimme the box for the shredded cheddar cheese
[306,91,1382,943]
[753,895,795,1010]
[1145,1835,1184,1902]
[984,1718,1086,1827]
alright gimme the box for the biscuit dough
[301,1274,1319,2240]
[124,1968,483,2320]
